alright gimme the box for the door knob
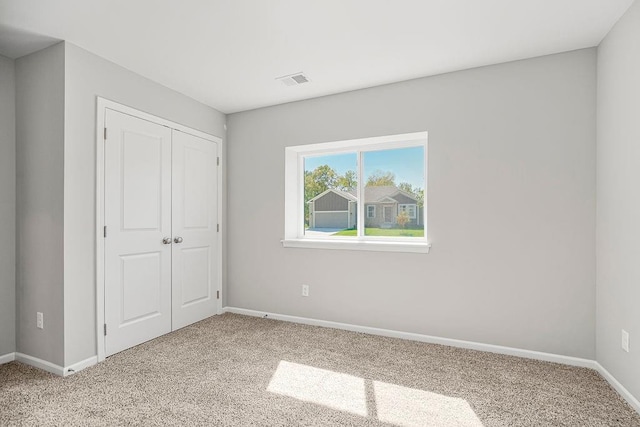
[162,237,172,244]
[174,236,184,244]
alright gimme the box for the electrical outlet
[301,284,309,297]
[622,329,629,352]
[37,312,44,329]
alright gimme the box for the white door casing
[171,130,218,330]
[383,205,394,223]
[104,110,173,357]
[98,99,223,361]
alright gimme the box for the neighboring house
[307,189,358,229]
[308,186,421,229]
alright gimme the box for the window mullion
[357,150,364,239]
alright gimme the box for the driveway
[304,227,344,237]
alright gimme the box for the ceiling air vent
[276,72,310,87]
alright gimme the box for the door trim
[95,97,224,362]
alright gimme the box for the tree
[398,182,424,207]
[337,170,357,191]
[366,170,396,186]
[305,165,338,202]
[396,210,410,229]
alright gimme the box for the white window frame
[367,205,376,218]
[399,204,417,219]
[283,131,430,253]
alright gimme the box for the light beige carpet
[1,313,639,426]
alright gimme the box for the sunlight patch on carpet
[373,380,483,427]
[267,360,484,426]
[267,361,367,416]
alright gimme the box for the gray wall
[0,54,16,357]
[227,49,597,358]
[15,42,65,365]
[63,43,226,366]
[596,0,640,402]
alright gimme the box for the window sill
[281,238,431,254]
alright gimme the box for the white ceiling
[0,0,634,113]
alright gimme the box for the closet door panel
[171,130,218,330]
[104,110,172,356]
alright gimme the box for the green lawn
[333,228,424,237]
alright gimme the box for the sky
[304,146,425,189]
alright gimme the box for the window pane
[304,153,357,237]
[363,146,425,238]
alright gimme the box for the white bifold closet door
[171,129,218,330]
[104,109,218,357]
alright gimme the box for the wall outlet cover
[622,329,630,352]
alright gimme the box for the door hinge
[217,224,220,232]
[103,226,107,238]
[217,290,220,300]
[104,324,107,336]
[217,157,220,166]
[104,127,107,140]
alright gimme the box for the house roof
[347,186,418,203]
[308,186,418,204]
[307,188,357,203]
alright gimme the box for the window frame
[398,204,417,219]
[367,205,376,219]
[283,131,430,253]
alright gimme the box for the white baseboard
[64,356,98,377]
[223,307,640,415]
[595,362,640,414]
[0,352,16,364]
[13,353,97,377]
[15,353,65,376]
[223,307,597,368]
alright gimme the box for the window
[283,132,429,253]
[367,205,376,218]
[398,204,417,219]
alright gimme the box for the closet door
[171,130,219,330]
[104,110,173,356]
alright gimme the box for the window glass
[367,205,376,218]
[363,146,424,238]
[284,132,428,251]
[303,153,357,237]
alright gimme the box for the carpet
[1,313,638,426]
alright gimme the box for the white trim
[398,204,417,219]
[96,97,224,363]
[288,131,428,155]
[11,353,96,377]
[594,362,640,414]
[15,353,65,376]
[307,188,357,203]
[285,132,428,248]
[367,205,376,218]
[378,196,398,203]
[282,238,431,253]
[223,307,595,368]
[0,352,15,364]
[64,356,98,376]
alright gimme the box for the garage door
[314,211,349,228]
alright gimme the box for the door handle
[162,237,172,244]
[174,236,184,244]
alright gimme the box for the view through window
[303,144,425,240]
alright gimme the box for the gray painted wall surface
[63,43,226,365]
[228,49,597,358]
[15,43,65,366]
[0,55,16,357]
[596,0,640,402]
